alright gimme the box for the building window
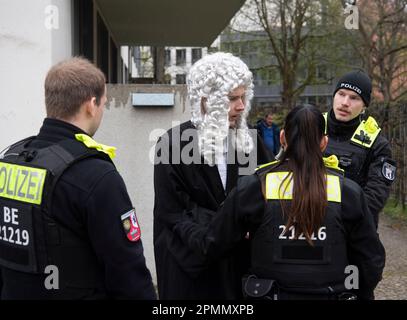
[220,43,230,52]
[73,0,94,61]
[298,96,307,105]
[165,49,171,66]
[231,43,240,55]
[176,49,186,66]
[164,73,172,84]
[318,96,329,108]
[267,68,280,85]
[308,96,317,107]
[317,65,330,83]
[191,48,202,64]
[251,69,259,85]
[110,37,118,83]
[241,41,250,55]
[176,74,186,84]
[96,12,109,80]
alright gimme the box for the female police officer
[174,105,385,300]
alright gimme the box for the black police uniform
[324,109,396,227]
[153,121,271,299]
[0,118,156,299]
[174,158,385,300]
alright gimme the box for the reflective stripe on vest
[265,171,341,203]
[0,162,46,205]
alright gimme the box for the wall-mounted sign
[132,93,174,107]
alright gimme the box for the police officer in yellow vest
[0,57,156,299]
[324,70,396,228]
[174,105,385,300]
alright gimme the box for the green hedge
[383,198,407,222]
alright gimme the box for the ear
[320,135,329,152]
[280,129,286,150]
[85,97,98,117]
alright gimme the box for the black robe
[153,121,272,299]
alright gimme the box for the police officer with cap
[0,57,156,299]
[324,70,396,228]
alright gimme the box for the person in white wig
[188,52,255,166]
[153,52,271,300]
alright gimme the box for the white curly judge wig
[187,52,254,165]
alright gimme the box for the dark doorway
[73,0,93,61]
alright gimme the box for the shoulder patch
[121,209,141,242]
[382,161,396,182]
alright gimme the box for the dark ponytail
[280,105,327,245]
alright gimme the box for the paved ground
[375,213,407,300]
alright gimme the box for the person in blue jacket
[256,112,281,157]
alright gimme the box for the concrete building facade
[164,47,209,84]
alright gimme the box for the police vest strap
[265,171,341,203]
[323,112,328,135]
[255,160,280,172]
[350,116,381,148]
[44,139,113,213]
[0,136,36,160]
[75,134,116,160]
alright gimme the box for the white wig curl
[187,52,254,165]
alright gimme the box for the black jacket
[174,160,386,300]
[153,121,271,299]
[325,109,395,227]
[0,118,156,300]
